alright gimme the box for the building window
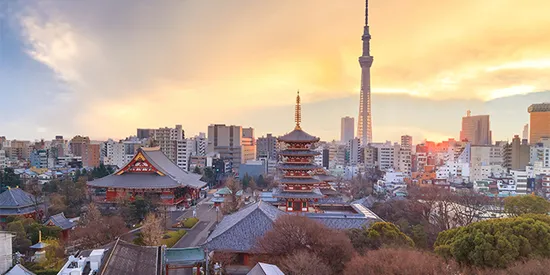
[287,201,292,208]
[302,202,307,208]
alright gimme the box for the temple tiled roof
[278,150,320,156]
[278,129,320,143]
[88,147,206,189]
[202,200,382,253]
[248,262,285,275]
[202,201,284,252]
[0,188,40,215]
[44,212,75,230]
[99,239,161,275]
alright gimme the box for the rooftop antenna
[295,90,301,130]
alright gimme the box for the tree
[349,174,373,199]
[0,168,21,189]
[201,167,216,187]
[279,251,331,275]
[344,248,459,275]
[255,215,353,274]
[371,199,435,249]
[140,213,163,246]
[256,175,267,188]
[8,221,32,254]
[130,196,155,222]
[504,195,550,216]
[222,178,242,214]
[241,174,253,190]
[48,194,68,217]
[193,166,202,174]
[71,204,127,249]
[434,215,550,268]
[348,222,414,252]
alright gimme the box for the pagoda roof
[278,129,319,143]
[87,147,206,190]
[202,201,284,252]
[44,212,75,230]
[279,177,321,184]
[272,187,325,199]
[278,164,319,170]
[279,150,320,156]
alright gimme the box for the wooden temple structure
[273,92,325,212]
[87,147,206,209]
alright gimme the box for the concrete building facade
[207,124,256,171]
[340,116,355,144]
[256,133,278,160]
[460,111,492,145]
[528,103,550,144]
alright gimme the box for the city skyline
[1,1,550,142]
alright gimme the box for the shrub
[348,222,414,252]
[161,230,187,248]
[182,217,199,228]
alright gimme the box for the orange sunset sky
[2,0,550,142]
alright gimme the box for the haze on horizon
[1,0,550,143]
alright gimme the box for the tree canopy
[348,222,414,252]
[434,215,550,268]
[504,195,550,216]
[255,215,353,274]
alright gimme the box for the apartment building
[256,133,278,160]
[207,124,256,171]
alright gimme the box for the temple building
[43,212,76,241]
[0,187,43,223]
[87,147,206,209]
[202,92,382,273]
[273,93,324,212]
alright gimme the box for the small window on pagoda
[287,201,292,208]
[302,202,307,208]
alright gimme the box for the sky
[1,0,550,143]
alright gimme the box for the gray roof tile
[88,148,206,189]
[202,202,284,252]
[0,188,37,208]
[44,212,75,230]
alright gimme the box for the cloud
[5,0,550,141]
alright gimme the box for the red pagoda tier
[273,92,325,212]
[87,147,206,208]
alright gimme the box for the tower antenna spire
[357,0,373,145]
[295,90,301,130]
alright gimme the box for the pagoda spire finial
[295,90,301,130]
[38,230,42,243]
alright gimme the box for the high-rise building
[69,136,90,157]
[136,128,152,139]
[503,135,530,171]
[194,133,208,156]
[357,0,374,145]
[523,124,529,141]
[150,125,184,162]
[459,111,492,145]
[347,138,362,165]
[340,117,355,144]
[528,103,550,144]
[257,133,278,160]
[83,143,101,168]
[398,135,412,175]
[207,124,256,171]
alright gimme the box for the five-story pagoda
[274,92,324,212]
